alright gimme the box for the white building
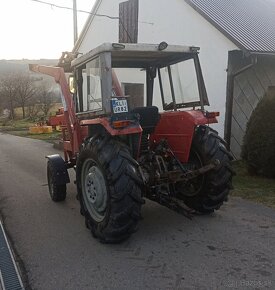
[73,0,275,158]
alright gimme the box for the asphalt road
[0,132,274,290]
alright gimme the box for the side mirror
[68,75,76,94]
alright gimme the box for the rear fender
[80,118,142,159]
[80,117,142,136]
[46,154,70,185]
[150,110,214,163]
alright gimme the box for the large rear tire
[76,135,143,243]
[180,126,234,213]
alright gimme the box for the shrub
[242,87,275,178]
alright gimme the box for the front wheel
[178,126,234,213]
[47,161,67,202]
[76,135,143,243]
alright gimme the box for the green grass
[0,104,63,143]
[0,119,61,143]
[232,161,275,208]
[0,119,36,131]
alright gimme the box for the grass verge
[0,119,35,131]
[232,161,275,208]
[0,119,61,144]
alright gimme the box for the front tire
[180,126,234,213]
[76,135,143,243]
[47,161,67,202]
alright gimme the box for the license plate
[111,98,128,114]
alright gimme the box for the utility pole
[73,0,78,44]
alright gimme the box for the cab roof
[72,43,200,69]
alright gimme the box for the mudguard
[46,154,70,185]
[80,117,142,136]
[150,110,217,163]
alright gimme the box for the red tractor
[30,43,233,243]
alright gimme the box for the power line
[30,0,134,42]
[30,0,154,44]
[30,0,120,19]
[30,0,154,24]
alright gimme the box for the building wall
[230,55,275,159]
[76,0,238,135]
[138,0,238,134]
[77,0,122,54]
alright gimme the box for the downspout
[224,54,257,150]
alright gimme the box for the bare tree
[27,97,41,121]
[0,73,57,121]
[0,74,18,120]
[37,83,55,116]
[15,73,37,119]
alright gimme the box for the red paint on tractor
[29,65,82,161]
[151,110,217,163]
[47,107,65,128]
[80,118,142,136]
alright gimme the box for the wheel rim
[178,150,205,197]
[81,159,108,222]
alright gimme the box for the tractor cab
[71,42,209,119]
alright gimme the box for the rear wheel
[76,135,143,243]
[179,126,234,213]
[47,161,67,202]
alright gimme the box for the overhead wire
[30,0,154,24]
[30,0,135,42]
[30,0,154,44]
[31,0,119,19]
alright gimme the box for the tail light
[206,111,220,118]
[112,120,131,129]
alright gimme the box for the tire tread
[77,136,143,243]
[184,125,233,213]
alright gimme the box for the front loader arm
[29,65,81,159]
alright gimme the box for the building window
[122,83,144,109]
